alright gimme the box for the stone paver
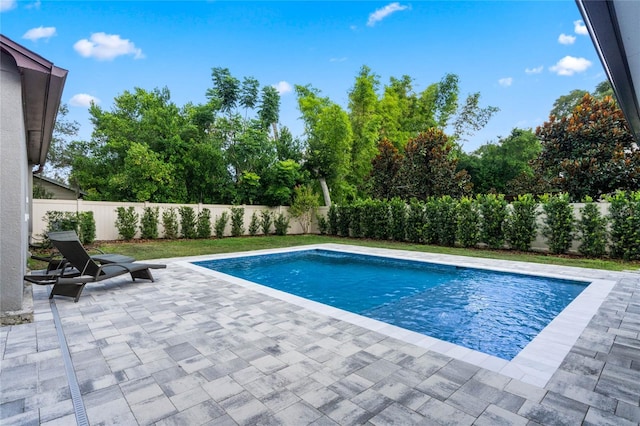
[1,244,639,425]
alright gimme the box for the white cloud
[23,26,57,41]
[574,20,588,35]
[525,65,544,74]
[25,0,41,9]
[558,33,576,45]
[367,2,409,27]
[550,56,592,76]
[350,25,358,31]
[0,0,16,12]
[74,32,144,61]
[330,57,347,63]
[69,93,100,107]
[273,81,293,95]
[498,77,513,87]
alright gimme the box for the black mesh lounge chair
[31,231,136,271]
[25,231,166,302]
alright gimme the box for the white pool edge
[176,243,622,388]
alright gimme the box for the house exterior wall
[1,52,28,312]
[34,178,79,200]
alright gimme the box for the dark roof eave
[576,0,640,142]
[0,34,68,166]
[33,174,88,196]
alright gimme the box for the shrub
[327,205,339,236]
[608,191,640,260]
[349,202,363,238]
[162,208,179,239]
[456,196,479,248]
[196,208,212,239]
[43,211,81,246]
[179,206,197,239]
[289,185,319,234]
[406,199,425,243]
[78,211,96,244]
[214,211,229,238]
[273,212,290,236]
[249,212,260,236]
[576,196,607,257]
[360,200,376,239]
[317,213,328,235]
[43,211,96,245]
[230,207,245,237]
[390,197,407,242]
[506,194,538,251]
[422,198,439,244]
[540,193,574,254]
[337,205,351,237]
[373,199,391,240]
[44,211,79,234]
[478,193,508,249]
[115,207,138,240]
[260,210,273,235]
[434,196,458,247]
[140,207,160,240]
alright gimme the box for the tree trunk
[318,177,331,207]
[271,122,279,141]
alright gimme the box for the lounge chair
[25,231,166,302]
[31,231,136,270]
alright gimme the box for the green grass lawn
[65,235,640,272]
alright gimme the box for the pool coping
[177,243,622,388]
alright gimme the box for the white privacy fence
[32,199,329,241]
[32,199,610,254]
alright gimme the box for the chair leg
[50,283,86,302]
[130,269,154,282]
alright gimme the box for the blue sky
[2,0,605,152]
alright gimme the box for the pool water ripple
[195,249,587,360]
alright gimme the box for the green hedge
[323,192,639,259]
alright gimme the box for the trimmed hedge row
[326,191,640,260]
[43,206,292,242]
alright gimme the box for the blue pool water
[194,249,588,360]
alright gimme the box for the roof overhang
[1,34,68,167]
[576,0,640,142]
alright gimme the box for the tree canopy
[535,93,639,201]
[58,65,505,206]
[458,128,541,195]
[70,71,307,205]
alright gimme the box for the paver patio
[1,244,639,425]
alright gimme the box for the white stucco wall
[1,51,28,312]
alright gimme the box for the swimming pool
[193,249,588,360]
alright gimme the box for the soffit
[1,34,68,166]
[576,0,640,141]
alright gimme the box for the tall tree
[207,67,240,114]
[394,128,472,199]
[535,93,640,201]
[71,87,234,203]
[239,77,259,113]
[348,65,382,194]
[451,92,499,142]
[296,84,353,205]
[368,139,402,199]
[258,85,280,139]
[45,104,80,182]
[459,128,541,194]
[549,89,589,119]
[549,81,615,119]
[434,74,459,128]
[275,126,303,163]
